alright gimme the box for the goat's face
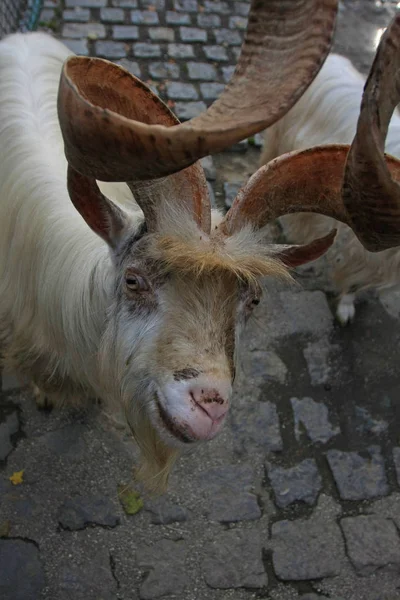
[101,219,264,459]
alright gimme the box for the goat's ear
[67,166,128,249]
[271,230,337,268]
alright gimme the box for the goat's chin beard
[125,396,182,495]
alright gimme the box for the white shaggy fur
[261,53,400,324]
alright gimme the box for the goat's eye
[251,298,260,306]
[125,271,149,293]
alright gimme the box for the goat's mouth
[154,393,195,444]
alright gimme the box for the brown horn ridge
[222,12,400,253]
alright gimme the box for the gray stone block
[173,0,198,12]
[131,9,159,24]
[200,82,225,100]
[0,539,45,600]
[291,396,339,443]
[117,58,142,77]
[133,42,161,57]
[187,61,217,80]
[197,13,221,27]
[65,0,106,6]
[303,337,332,386]
[180,26,207,42]
[166,82,198,100]
[0,411,19,461]
[167,43,194,58]
[341,516,400,575]
[137,539,188,599]
[266,458,322,508]
[326,446,389,500]
[235,2,250,17]
[112,0,138,5]
[100,7,124,21]
[148,27,175,42]
[95,41,128,58]
[214,28,242,45]
[222,65,235,83]
[166,10,190,24]
[202,530,267,589]
[229,15,248,29]
[203,44,228,61]
[63,8,90,22]
[58,495,120,530]
[149,61,180,79]
[204,0,230,14]
[223,181,242,208]
[62,23,106,39]
[146,500,188,524]
[112,25,139,39]
[140,0,164,8]
[200,155,216,180]
[231,400,283,456]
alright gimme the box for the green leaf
[118,485,144,515]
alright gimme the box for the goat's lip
[154,393,195,444]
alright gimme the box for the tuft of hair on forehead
[147,220,293,284]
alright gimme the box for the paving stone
[167,43,194,58]
[341,516,400,575]
[204,0,230,14]
[58,495,120,530]
[134,42,161,57]
[231,400,283,455]
[180,26,207,42]
[0,411,19,461]
[203,45,228,61]
[354,406,388,435]
[60,38,89,55]
[0,539,45,600]
[197,13,221,27]
[266,459,322,508]
[303,337,332,385]
[214,28,242,45]
[393,447,400,486]
[137,539,188,599]
[62,22,106,39]
[222,64,235,83]
[173,0,198,12]
[271,505,345,580]
[187,61,217,80]
[117,58,142,77]
[166,11,190,25]
[166,82,198,100]
[63,8,90,22]
[131,9,159,24]
[140,0,165,8]
[200,155,216,180]
[229,15,248,29]
[241,349,288,385]
[148,27,175,42]
[149,61,180,79]
[224,181,242,207]
[291,397,339,444]
[58,549,116,599]
[95,41,128,58]
[112,25,139,39]
[379,288,400,319]
[199,464,261,522]
[40,424,86,459]
[174,101,206,120]
[1,370,22,391]
[200,82,225,100]
[235,2,250,17]
[100,7,124,21]
[207,182,216,207]
[146,500,188,524]
[65,0,106,6]
[203,530,267,589]
[326,446,389,500]
[112,0,138,5]
[279,290,334,338]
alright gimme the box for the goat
[1,1,400,492]
[260,50,400,324]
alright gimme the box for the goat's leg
[336,292,356,325]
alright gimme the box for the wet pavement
[1,1,400,599]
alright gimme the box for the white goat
[1,3,399,491]
[261,53,400,324]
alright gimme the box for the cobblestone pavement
[2,1,400,599]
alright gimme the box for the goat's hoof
[336,294,356,326]
[32,384,54,411]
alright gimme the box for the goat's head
[57,0,400,490]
